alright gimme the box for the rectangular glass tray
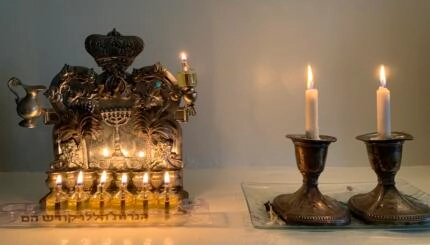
[241,180,430,230]
[0,199,216,228]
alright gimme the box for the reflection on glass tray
[241,180,430,230]
[0,199,217,228]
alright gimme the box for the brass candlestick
[348,132,430,224]
[271,134,350,226]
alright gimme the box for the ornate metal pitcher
[7,77,46,128]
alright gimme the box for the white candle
[376,65,391,139]
[180,52,189,72]
[164,172,170,214]
[143,172,149,185]
[164,171,170,187]
[100,170,107,185]
[305,65,319,139]
[55,175,62,211]
[121,173,128,187]
[77,171,84,185]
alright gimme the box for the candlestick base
[271,135,350,226]
[272,184,350,226]
[349,132,430,224]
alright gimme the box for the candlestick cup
[348,132,430,224]
[272,135,350,226]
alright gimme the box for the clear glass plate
[0,199,220,228]
[241,180,430,230]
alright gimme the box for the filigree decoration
[52,109,102,170]
[134,106,180,171]
[45,65,98,114]
[132,63,181,110]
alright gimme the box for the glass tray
[241,180,430,230]
[0,199,216,228]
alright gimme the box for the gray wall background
[1,0,430,171]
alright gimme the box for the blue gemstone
[154,80,162,88]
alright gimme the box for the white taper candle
[376,65,391,139]
[305,65,320,140]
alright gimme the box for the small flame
[55,175,62,185]
[180,52,187,61]
[122,149,129,157]
[379,65,387,88]
[100,170,107,184]
[137,151,145,158]
[121,173,128,185]
[164,172,170,184]
[102,148,110,157]
[143,172,149,184]
[307,65,314,90]
[77,171,84,185]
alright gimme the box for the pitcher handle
[7,77,23,103]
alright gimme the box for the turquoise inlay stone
[154,80,162,88]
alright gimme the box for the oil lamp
[135,172,156,218]
[158,171,179,211]
[89,170,112,210]
[68,171,90,211]
[44,175,67,212]
[111,173,133,212]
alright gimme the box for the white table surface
[0,166,429,245]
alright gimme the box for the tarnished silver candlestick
[271,135,350,226]
[348,132,430,224]
[7,29,198,213]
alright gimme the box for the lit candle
[100,170,107,185]
[143,172,149,217]
[55,175,62,211]
[77,171,84,185]
[121,173,127,187]
[164,172,170,215]
[164,171,170,190]
[76,171,84,210]
[305,65,319,139]
[377,65,391,139]
[99,170,107,209]
[143,172,149,189]
[178,52,197,88]
[180,52,189,72]
[120,173,127,211]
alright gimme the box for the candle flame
[143,172,149,184]
[77,171,83,185]
[121,173,128,185]
[379,65,387,88]
[164,172,170,184]
[137,151,145,158]
[55,175,62,185]
[307,65,314,90]
[122,149,129,157]
[100,170,107,184]
[180,52,187,61]
[102,148,110,157]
